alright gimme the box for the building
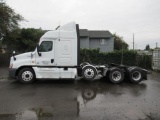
[137,50,152,56]
[152,48,160,70]
[79,29,114,52]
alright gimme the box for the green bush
[136,55,152,69]
[80,48,152,69]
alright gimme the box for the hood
[10,52,34,68]
[14,52,32,60]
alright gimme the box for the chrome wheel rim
[112,71,122,81]
[84,69,94,78]
[132,71,141,81]
[22,71,33,81]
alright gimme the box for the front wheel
[109,68,124,84]
[18,68,35,84]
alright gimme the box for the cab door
[35,40,59,79]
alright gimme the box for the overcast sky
[6,0,160,49]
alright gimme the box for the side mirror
[36,44,41,56]
[13,51,15,56]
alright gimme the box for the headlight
[9,63,13,69]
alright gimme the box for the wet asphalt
[0,71,160,120]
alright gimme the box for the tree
[6,28,46,52]
[19,28,46,52]
[113,33,129,50]
[0,0,24,40]
[145,44,150,51]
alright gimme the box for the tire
[18,68,35,84]
[82,66,97,81]
[109,68,124,84]
[129,68,142,83]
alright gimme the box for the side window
[39,41,53,52]
[100,39,107,45]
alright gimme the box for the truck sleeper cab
[9,22,147,84]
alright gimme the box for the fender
[104,67,121,77]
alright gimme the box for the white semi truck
[9,22,147,84]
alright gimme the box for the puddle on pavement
[0,77,8,81]
[0,109,53,120]
[0,74,160,120]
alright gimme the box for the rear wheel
[18,68,35,84]
[82,66,97,81]
[129,68,142,83]
[109,68,124,83]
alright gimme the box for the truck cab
[9,22,80,83]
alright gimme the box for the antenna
[55,21,61,30]
[156,42,158,48]
[133,33,134,50]
[59,21,60,41]
[55,26,60,30]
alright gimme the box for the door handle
[51,59,54,63]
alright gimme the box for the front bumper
[9,68,17,79]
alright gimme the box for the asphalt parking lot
[0,71,160,120]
